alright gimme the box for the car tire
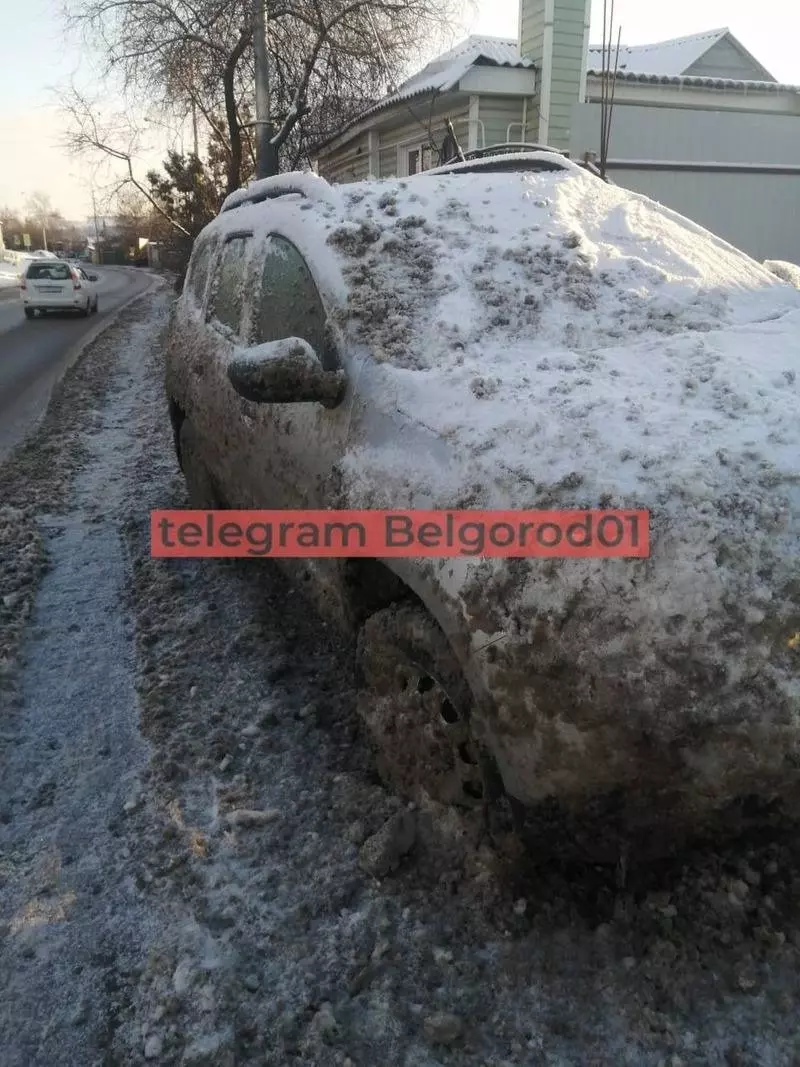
[23,308,35,320]
[93,297,99,314]
[356,603,488,808]
[178,419,225,508]
[81,299,90,317]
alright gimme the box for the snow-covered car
[165,157,800,861]
[21,259,99,318]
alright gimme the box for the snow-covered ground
[2,274,800,1065]
[0,262,20,290]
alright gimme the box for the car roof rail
[445,142,568,165]
[220,172,335,213]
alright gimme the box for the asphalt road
[0,266,154,462]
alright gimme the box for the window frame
[396,139,434,177]
[186,233,219,310]
[247,231,337,369]
[205,230,254,339]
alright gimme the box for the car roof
[217,150,584,219]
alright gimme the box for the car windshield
[27,262,72,280]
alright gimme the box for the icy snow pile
[764,259,800,289]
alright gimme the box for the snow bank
[764,259,800,289]
[0,263,19,290]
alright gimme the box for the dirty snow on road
[3,283,800,1066]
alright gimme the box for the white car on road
[20,259,99,319]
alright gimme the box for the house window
[399,143,433,177]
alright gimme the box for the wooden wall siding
[317,97,471,183]
[317,134,370,184]
[478,96,531,146]
[548,0,591,149]
[520,0,591,150]
[376,99,472,177]
[519,1,546,68]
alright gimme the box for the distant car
[21,259,99,318]
[165,161,800,862]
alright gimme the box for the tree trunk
[223,29,252,195]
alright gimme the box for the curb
[58,268,165,383]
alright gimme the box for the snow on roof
[587,27,730,76]
[343,36,532,127]
[221,172,335,213]
[602,71,797,91]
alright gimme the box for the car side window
[187,236,216,303]
[255,235,330,361]
[209,234,252,333]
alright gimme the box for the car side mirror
[88,273,98,281]
[227,337,346,408]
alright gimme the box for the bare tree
[59,88,193,236]
[26,192,53,250]
[64,0,459,194]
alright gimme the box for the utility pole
[253,0,278,178]
[91,185,101,265]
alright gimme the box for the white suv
[21,259,99,319]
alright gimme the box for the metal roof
[587,70,800,92]
[587,28,730,77]
[339,36,532,126]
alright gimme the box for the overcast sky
[1,0,799,222]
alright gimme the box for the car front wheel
[23,308,35,320]
[356,603,488,808]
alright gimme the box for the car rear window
[209,234,252,333]
[27,262,72,280]
[187,236,216,303]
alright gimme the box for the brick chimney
[519,0,592,151]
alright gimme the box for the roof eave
[585,70,799,92]
[311,85,467,156]
[312,53,534,156]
